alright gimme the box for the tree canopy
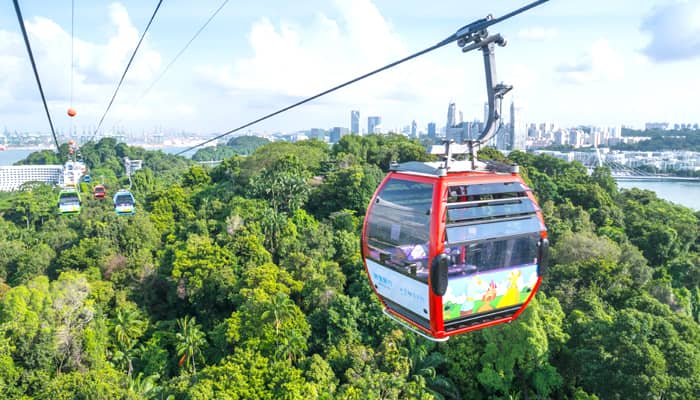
[0,134,698,399]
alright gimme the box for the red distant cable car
[67,108,77,117]
[93,184,106,199]
[361,143,549,340]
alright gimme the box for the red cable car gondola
[361,22,549,340]
[361,144,548,341]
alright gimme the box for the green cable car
[58,188,81,215]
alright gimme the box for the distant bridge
[611,175,700,182]
[581,149,700,182]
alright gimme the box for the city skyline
[1,1,699,136]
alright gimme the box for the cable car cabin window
[115,194,133,205]
[366,179,433,282]
[446,215,541,244]
[448,199,537,222]
[59,193,80,204]
[445,181,540,244]
[445,235,539,275]
[448,181,529,200]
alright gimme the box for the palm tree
[112,339,139,377]
[176,316,206,374]
[112,308,146,376]
[406,335,461,400]
[261,292,297,336]
[274,328,307,363]
[113,308,146,347]
[127,372,162,399]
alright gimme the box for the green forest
[1,134,699,399]
[617,127,700,152]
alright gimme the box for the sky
[0,0,699,138]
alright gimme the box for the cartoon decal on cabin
[443,264,539,320]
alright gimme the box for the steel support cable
[176,0,549,156]
[89,0,165,142]
[12,0,60,152]
[111,0,229,128]
[70,0,75,108]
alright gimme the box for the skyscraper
[446,102,457,131]
[509,100,527,151]
[330,127,350,143]
[411,120,417,137]
[368,116,382,134]
[351,110,360,135]
[428,122,436,139]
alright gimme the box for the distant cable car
[67,108,77,117]
[58,188,81,215]
[113,189,136,215]
[93,184,106,199]
[83,174,92,183]
[361,143,549,340]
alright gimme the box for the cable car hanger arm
[176,0,550,156]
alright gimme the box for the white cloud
[555,39,624,84]
[193,0,479,132]
[641,1,700,62]
[517,27,558,41]
[0,2,162,130]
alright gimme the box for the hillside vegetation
[0,134,699,399]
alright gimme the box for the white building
[0,165,63,191]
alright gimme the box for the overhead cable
[135,0,229,105]
[110,0,229,128]
[70,0,75,108]
[12,0,61,152]
[89,0,165,142]
[176,0,550,156]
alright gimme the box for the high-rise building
[330,127,350,143]
[411,120,417,137]
[446,102,457,131]
[351,110,360,135]
[569,129,584,147]
[368,116,382,134]
[308,128,326,141]
[509,101,527,151]
[427,122,436,139]
[553,129,568,145]
[645,122,669,130]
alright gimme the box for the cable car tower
[362,9,549,341]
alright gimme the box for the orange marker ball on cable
[67,108,77,117]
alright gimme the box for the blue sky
[1,0,699,137]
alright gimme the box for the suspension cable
[70,0,75,109]
[12,0,60,152]
[111,0,229,128]
[176,0,550,156]
[89,0,165,142]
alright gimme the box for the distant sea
[0,149,35,165]
[617,179,700,211]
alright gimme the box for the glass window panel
[448,182,529,199]
[60,194,80,203]
[446,215,541,244]
[444,234,539,275]
[367,178,433,281]
[448,199,537,222]
[115,195,133,204]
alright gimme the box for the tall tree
[176,316,206,374]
